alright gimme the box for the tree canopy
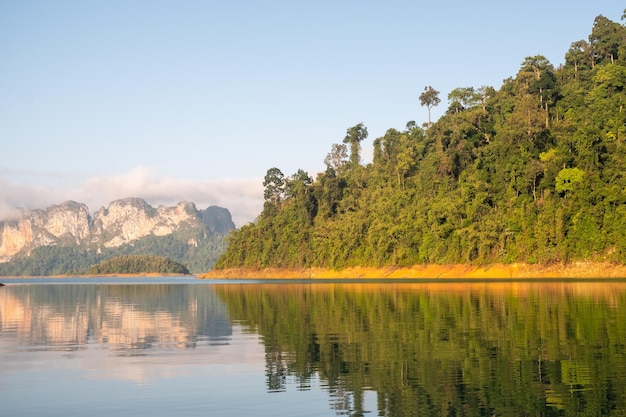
[88,255,189,275]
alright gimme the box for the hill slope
[214,14,626,271]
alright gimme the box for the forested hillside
[215,14,626,270]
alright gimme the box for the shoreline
[197,262,626,279]
[0,273,193,279]
[3,263,626,280]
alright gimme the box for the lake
[2,277,626,416]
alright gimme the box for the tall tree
[285,169,313,199]
[447,87,482,114]
[566,40,592,75]
[589,15,624,65]
[419,86,441,128]
[324,143,348,174]
[343,123,368,165]
[263,167,285,205]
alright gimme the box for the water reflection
[214,281,626,416]
[1,281,626,416]
[0,285,231,352]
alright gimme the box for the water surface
[1,278,626,416]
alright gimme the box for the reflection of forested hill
[0,285,231,349]
[215,283,626,416]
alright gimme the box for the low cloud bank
[0,167,264,227]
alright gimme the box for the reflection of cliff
[0,285,231,350]
[215,282,626,417]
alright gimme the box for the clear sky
[1,1,624,226]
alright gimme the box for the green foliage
[87,255,189,275]
[343,123,368,165]
[0,245,103,276]
[263,167,286,205]
[215,15,626,269]
[555,167,585,194]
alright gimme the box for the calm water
[2,278,626,416]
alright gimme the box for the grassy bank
[197,262,626,279]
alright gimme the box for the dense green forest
[87,255,189,275]
[216,14,626,270]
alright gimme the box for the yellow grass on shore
[197,262,626,279]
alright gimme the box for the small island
[88,255,190,276]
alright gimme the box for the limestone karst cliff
[0,201,91,262]
[91,198,199,248]
[0,198,235,264]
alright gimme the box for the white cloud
[0,167,264,227]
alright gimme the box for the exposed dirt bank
[197,262,626,279]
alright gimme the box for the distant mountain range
[0,198,235,276]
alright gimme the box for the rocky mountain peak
[0,199,234,263]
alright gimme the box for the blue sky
[1,1,624,226]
